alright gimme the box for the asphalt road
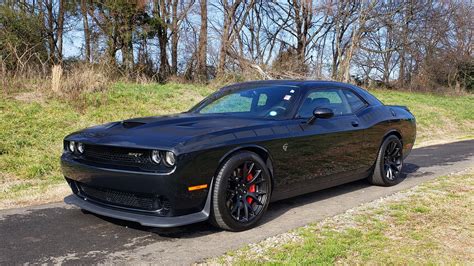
[1,140,473,264]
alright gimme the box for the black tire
[210,151,272,231]
[369,135,404,186]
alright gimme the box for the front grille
[81,145,156,169]
[76,181,171,215]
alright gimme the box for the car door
[273,87,367,198]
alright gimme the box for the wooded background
[1,0,473,92]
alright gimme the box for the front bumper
[61,153,213,227]
[64,194,211,227]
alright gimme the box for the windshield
[191,86,300,119]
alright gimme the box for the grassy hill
[1,83,473,208]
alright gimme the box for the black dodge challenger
[62,80,416,231]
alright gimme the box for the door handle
[351,121,359,127]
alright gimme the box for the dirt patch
[13,91,46,104]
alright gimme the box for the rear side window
[307,91,342,103]
[343,90,367,112]
[297,88,351,117]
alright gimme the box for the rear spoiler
[387,105,410,112]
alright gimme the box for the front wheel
[210,151,272,231]
[369,135,404,186]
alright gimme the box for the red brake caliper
[246,173,256,204]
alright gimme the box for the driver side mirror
[307,107,334,124]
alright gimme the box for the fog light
[77,142,85,154]
[151,150,161,164]
[164,151,176,167]
[69,141,75,152]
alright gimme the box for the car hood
[66,113,272,151]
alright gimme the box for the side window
[296,88,351,118]
[343,90,367,113]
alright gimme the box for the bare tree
[216,0,255,76]
[261,0,331,75]
[329,0,358,80]
[339,0,379,82]
[1,0,472,91]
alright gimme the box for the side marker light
[188,184,208,191]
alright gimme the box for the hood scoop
[121,121,147,129]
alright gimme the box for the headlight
[77,142,85,154]
[69,141,75,152]
[151,150,161,164]
[164,151,176,167]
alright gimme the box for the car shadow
[86,162,422,238]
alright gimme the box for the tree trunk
[398,4,410,88]
[170,0,179,75]
[81,0,91,63]
[122,29,134,74]
[332,28,343,80]
[293,0,311,73]
[107,23,118,64]
[398,51,405,87]
[156,0,170,81]
[196,0,208,82]
[57,0,65,63]
[158,30,170,80]
[45,0,55,64]
[217,16,231,76]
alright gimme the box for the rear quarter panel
[359,105,416,170]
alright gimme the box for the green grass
[0,83,213,207]
[371,89,474,142]
[0,83,472,207]
[213,171,474,264]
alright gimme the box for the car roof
[221,80,357,90]
[220,80,383,106]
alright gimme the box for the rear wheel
[369,135,404,186]
[210,151,271,231]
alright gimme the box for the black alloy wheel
[226,161,269,223]
[383,140,403,181]
[369,135,404,186]
[210,151,271,231]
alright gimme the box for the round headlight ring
[164,151,176,167]
[69,141,75,152]
[77,142,85,154]
[151,150,161,164]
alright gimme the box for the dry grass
[0,182,69,209]
[59,64,110,94]
[51,65,62,94]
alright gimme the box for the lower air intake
[76,182,171,216]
